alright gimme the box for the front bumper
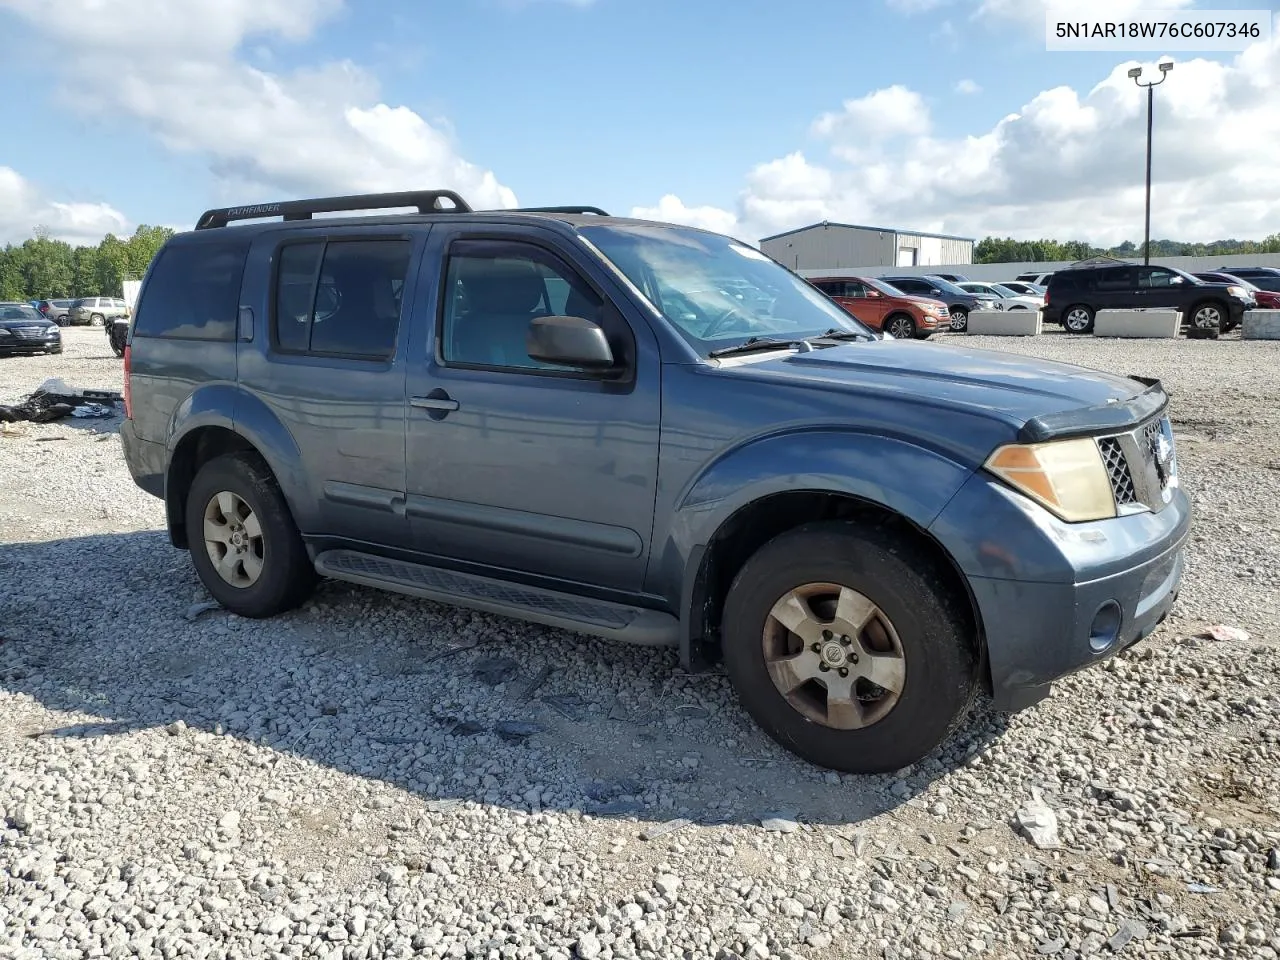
[930,473,1192,711]
[0,336,61,354]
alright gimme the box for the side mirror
[930,288,942,296]
[866,290,881,298]
[527,315,616,371]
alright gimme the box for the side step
[313,549,679,647]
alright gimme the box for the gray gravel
[2,326,1279,959]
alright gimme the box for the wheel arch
[679,490,987,693]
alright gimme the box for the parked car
[118,189,1191,774]
[69,296,129,326]
[809,275,950,339]
[877,275,995,331]
[0,302,63,356]
[1014,271,1056,287]
[1044,261,1252,334]
[36,298,76,325]
[999,281,1047,298]
[1193,272,1280,310]
[956,281,1043,311]
[1218,266,1280,292]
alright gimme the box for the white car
[956,282,1043,311]
[999,281,1046,298]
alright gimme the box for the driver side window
[440,239,607,372]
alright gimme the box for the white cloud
[0,167,130,246]
[644,37,1280,248]
[886,0,952,11]
[630,195,740,236]
[0,0,517,218]
[955,78,982,95]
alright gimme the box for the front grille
[1096,415,1177,513]
[12,326,48,339]
[1098,437,1137,505]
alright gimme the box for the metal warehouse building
[760,221,974,271]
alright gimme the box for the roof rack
[194,189,472,230]
[1070,255,1130,268]
[510,205,611,216]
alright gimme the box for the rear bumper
[930,474,1192,711]
[120,417,165,499]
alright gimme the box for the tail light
[1043,287,1051,305]
[123,345,133,420]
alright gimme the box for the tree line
[974,234,1280,264]
[0,225,175,302]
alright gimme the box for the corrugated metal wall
[761,224,973,269]
[760,225,896,269]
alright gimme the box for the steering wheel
[702,305,755,339]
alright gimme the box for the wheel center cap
[230,532,244,547]
[820,641,847,668]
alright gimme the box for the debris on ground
[1200,624,1250,643]
[0,378,122,423]
[184,600,221,622]
[1015,789,1061,849]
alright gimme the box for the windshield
[578,224,871,354]
[0,305,41,321]
[925,276,970,296]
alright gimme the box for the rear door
[1090,267,1135,310]
[236,226,425,547]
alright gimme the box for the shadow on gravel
[1,530,1012,830]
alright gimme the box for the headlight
[985,438,1116,522]
[1226,285,1249,299]
[0,329,11,337]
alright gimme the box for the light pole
[1128,61,1173,266]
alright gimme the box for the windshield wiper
[814,327,876,342]
[708,336,811,358]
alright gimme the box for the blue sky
[2,0,1278,246]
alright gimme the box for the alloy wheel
[1193,305,1222,328]
[1065,308,1091,333]
[761,582,906,730]
[888,316,914,339]
[203,491,265,588]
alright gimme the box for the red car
[1194,272,1280,310]
[809,275,951,339]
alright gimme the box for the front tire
[1062,304,1094,334]
[1188,301,1224,333]
[185,453,316,618]
[885,313,916,340]
[721,522,977,774]
[949,307,968,332]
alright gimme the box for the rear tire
[185,453,316,618]
[89,313,105,327]
[1063,304,1094,334]
[721,522,977,774]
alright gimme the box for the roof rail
[510,205,611,216]
[194,189,472,230]
[1070,255,1130,268]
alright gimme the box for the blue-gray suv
[119,190,1191,773]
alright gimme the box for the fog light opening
[1089,601,1123,654]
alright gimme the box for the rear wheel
[185,453,316,618]
[885,313,916,340]
[721,522,977,774]
[89,313,105,326]
[1063,304,1094,334]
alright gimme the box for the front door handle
[411,396,459,412]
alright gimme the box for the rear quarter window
[133,239,249,341]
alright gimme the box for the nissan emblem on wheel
[117,189,1192,774]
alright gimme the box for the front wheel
[885,313,916,340]
[721,522,977,774]
[1189,301,1224,332]
[1062,304,1094,334]
[185,453,316,618]
[949,307,968,332]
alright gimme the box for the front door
[403,225,662,593]
[1133,266,1187,311]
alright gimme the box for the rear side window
[1093,268,1133,291]
[133,240,249,340]
[273,239,410,360]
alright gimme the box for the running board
[313,549,678,647]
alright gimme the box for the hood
[721,338,1154,433]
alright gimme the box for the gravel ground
[2,326,1278,960]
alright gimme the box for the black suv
[1043,260,1253,334]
